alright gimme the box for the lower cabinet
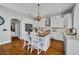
[66,37,79,55]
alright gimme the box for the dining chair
[30,32,44,55]
[23,32,32,51]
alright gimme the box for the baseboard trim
[0,41,11,45]
[18,36,21,39]
[19,37,24,40]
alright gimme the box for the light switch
[3,29,7,31]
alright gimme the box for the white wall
[20,18,33,40]
[0,5,27,44]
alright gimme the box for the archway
[11,18,20,39]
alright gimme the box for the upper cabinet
[50,15,64,28]
[64,13,72,28]
[74,4,79,28]
[33,13,72,28]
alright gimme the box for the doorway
[11,19,20,39]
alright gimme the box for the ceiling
[0,3,75,17]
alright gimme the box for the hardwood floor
[0,37,65,55]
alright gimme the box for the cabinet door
[64,13,72,28]
[51,16,64,28]
[66,39,79,55]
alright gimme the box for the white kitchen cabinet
[51,32,64,41]
[66,35,79,55]
[64,13,72,28]
[50,15,64,28]
[74,4,79,28]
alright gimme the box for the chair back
[30,32,38,42]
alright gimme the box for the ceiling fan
[27,4,44,21]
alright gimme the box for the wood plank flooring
[0,37,65,55]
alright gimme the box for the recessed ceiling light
[44,12,47,15]
[43,18,46,21]
[58,8,62,11]
[27,11,31,14]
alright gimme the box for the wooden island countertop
[38,31,50,37]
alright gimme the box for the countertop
[65,34,79,41]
